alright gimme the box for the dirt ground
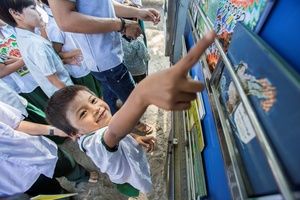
[58,2,171,199]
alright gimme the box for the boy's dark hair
[41,0,49,6]
[45,85,95,136]
[0,0,35,27]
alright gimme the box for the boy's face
[66,90,112,136]
[13,4,44,31]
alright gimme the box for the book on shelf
[205,0,275,73]
[227,22,300,190]
[218,22,300,196]
[188,98,205,151]
[187,109,207,198]
[194,76,206,119]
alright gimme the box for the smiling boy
[45,30,215,198]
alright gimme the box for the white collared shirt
[15,28,73,97]
[0,102,58,197]
[44,6,90,78]
[69,0,123,72]
[79,127,152,193]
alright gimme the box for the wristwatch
[118,18,125,33]
[49,126,55,136]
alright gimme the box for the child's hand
[4,55,21,65]
[134,135,157,153]
[64,55,84,65]
[135,31,215,111]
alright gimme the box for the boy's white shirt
[0,79,28,118]
[78,126,152,193]
[15,28,73,98]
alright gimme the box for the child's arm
[52,42,82,59]
[52,42,82,64]
[15,120,68,137]
[46,73,67,89]
[0,56,26,78]
[104,31,215,148]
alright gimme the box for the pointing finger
[174,31,215,77]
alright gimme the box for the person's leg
[26,174,66,196]
[91,71,119,114]
[104,64,153,133]
[103,63,135,104]
[91,64,135,115]
[54,147,91,184]
[92,64,152,133]
[133,74,146,84]
[19,87,49,112]
[71,73,103,98]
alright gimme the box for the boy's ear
[8,8,22,20]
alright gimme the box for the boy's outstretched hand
[136,31,215,110]
[131,134,157,153]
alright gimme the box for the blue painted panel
[259,0,300,75]
[184,23,231,200]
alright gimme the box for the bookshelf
[165,0,300,199]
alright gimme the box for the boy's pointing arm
[104,31,216,147]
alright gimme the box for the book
[31,193,78,200]
[199,0,221,25]
[194,76,206,119]
[188,98,205,151]
[218,59,278,196]
[226,22,300,190]
[206,0,275,73]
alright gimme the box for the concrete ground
[58,1,171,199]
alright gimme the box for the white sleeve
[0,101,23,129]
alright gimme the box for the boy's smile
[66,90,112,136]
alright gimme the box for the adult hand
[137,8,160,25]
[123,19,143,40]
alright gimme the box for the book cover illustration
[206,0,274,73]
[227,22,300,188]
[219,22,300,195]
[219,61,278,196]
[199,0,221,25]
